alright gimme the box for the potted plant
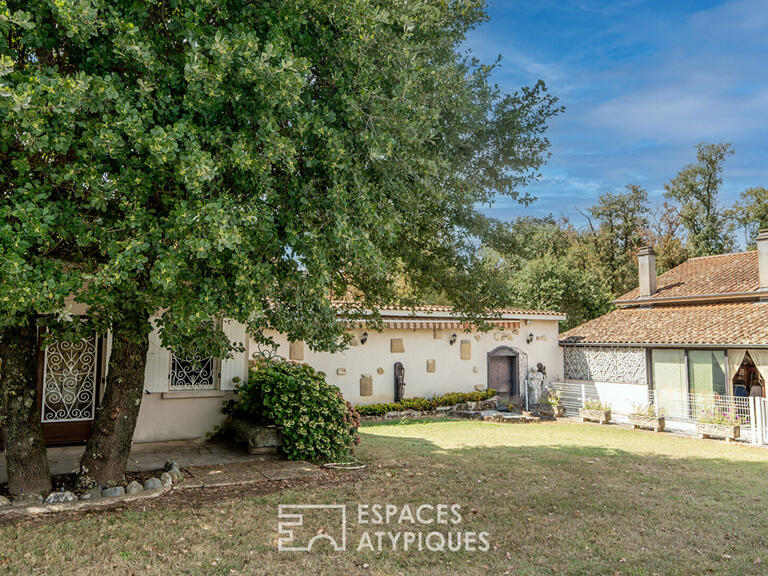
[579,399,611,424]
[696,406,742,443]
[539,388,565,418]
[628,403,665,432]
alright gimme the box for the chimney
[637,246,657,299]
[757,229,768,293]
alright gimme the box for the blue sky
[466,0,768,225]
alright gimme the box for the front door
[488,355,517,396]
[37,335,102,445]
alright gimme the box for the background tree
[664,142,735,257]
[3,0,561,487]
[730,187,768,248]
[477,216,613,331]
[582,185,650,295]
[647,202,689,274]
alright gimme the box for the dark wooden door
[489,356,516,395]
[37,334,103,445]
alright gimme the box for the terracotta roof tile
[560,301,768,346]
[618,251,758,302]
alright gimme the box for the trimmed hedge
[355,389,496,416]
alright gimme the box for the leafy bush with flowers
[542,388,562,408]
[583,398,611,411]
[223,358,360,463]
[630,402,664,418]
[699,405,743,426]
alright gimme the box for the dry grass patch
[2,420,768,575]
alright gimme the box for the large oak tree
[2,0,560,488]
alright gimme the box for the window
[651,349,687,419]
[169,352,218,390]
[688,350,726,396]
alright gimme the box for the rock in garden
[44,491,77,504]
[165,461,183,482]
[125,481,143,495]
[12,493,43,507]
[80,486,102,501]
[102,486,125,498]
[143,477,163,491]
[0,496,10,507]
[160,472,173,487]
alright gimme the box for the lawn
[3,419,768,575]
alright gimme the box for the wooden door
[37,334,103,445]
[489,356,516,395]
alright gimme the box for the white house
[34,304,565,446]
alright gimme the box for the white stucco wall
[261,319,563,405]
[126,318,561,442]
[130,319,249,443]
[133,392,234,443]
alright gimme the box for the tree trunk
[77,325,149,488]
[0,322,52,496]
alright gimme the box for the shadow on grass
[349,426,768,574]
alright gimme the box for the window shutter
[143,318,171,394]
[221,319,248,390]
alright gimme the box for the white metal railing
[548,381,599,416]
[649,390,751,426]
[549,381,768,446]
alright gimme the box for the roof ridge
[684,249,756,261]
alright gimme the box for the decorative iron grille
[170,353,216,390]
[563,345,646,385]
[42,337,98,423]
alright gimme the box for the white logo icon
[278,504,347,552]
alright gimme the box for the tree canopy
[663,142,735,257]
[1,0,562,349]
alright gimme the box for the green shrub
[224,358,360,463]
[355,389,497,416]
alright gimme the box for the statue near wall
[527,365,546,406]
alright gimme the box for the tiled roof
[330,301,564,318]
[560,301,768,346]
[617,251,758,302]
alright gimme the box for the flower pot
[540,405,565,418]
[579,408,611,425]
[695,422,740,443]
[628,415,665,432]
[228,417,283,454]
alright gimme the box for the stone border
[0,483,174,517]
[0,461,184,517]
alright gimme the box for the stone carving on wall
[360,374,373,396]
[289,341,304,361]
[563,346,646,385]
